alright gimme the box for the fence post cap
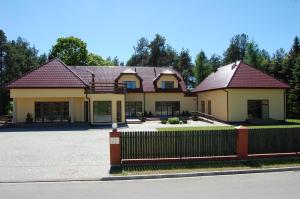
[235,125,248,129]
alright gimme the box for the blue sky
[1,0,300,63]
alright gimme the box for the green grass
[286,119,300,124]
[246,119,300,129]
[111,157,300,176]
[157,126,235,131]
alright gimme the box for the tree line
[0,29,299,118]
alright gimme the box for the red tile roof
[70,66,187,92]
[193,61,289,92]
[7,58,87,88]
[7,58,187,92]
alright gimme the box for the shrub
[168,117,180,124]
[186,110,190,116]
[148,111,153,117]
[182,119,188,124]
[25,113,33,123]
[4,101,13,115]
[144,111,148,117]
[161,120,167,124]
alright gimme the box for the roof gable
[7,58,87,88]
[193,61,289,92]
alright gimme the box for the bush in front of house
[161,120,167,124]
[168,117,180,124]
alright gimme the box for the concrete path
[122,120,229,131]
[0,128,110,182]
[0,171,299,199]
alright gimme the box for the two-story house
[7,58,196,124]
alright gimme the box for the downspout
[85,88,92,125]
[196,93,199,111]
[284,89,286,120]
[143,92,146,113]
[224,89,229,122]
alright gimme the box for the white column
[69,98,74,123]
[12,98,16,123]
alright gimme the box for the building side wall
[197,90,228,121]
[227,89,285,122]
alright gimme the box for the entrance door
[248,100,269,119]
[155,101,180,117]
[35,102,69,123]
[93,101,112,123]
[125,101,142,118]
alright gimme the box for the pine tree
[223,34,249,63]
[194,51,212,84]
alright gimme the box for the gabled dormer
[153,69,181,91]
[115,68,143,92]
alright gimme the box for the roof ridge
[56,59,89,87]
[226,61,242,87]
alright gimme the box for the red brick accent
[110,130,121,166]
[236,126,249,159]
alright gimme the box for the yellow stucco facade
[156,75,179,88]
[197,88,286,122]
[117,74,141,88]
[10,89,126,124]
[197,90,228,121]
[227,89,285,121]
[10,86,286,124]
[88,93,125,124]
[125,93,196,116]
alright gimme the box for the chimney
[134,67,136,72]
[231,61,237,70]
[154,68,156,76]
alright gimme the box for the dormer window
[161,81,174,89]
[124,81,136,89]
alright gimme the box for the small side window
[201,100,205,113]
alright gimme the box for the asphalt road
[0,171,299,199]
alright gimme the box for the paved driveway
[0,127,110,182]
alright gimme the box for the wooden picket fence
[121,130,237,160]
[248,127,300,154]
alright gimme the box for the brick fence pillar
[110,129,121,168]
[236,126,249,159]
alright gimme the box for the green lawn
[157,119,300,131]
[246,119,300,129]
[111,157,300,176]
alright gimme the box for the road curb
[1,166,300,183]
[0,178,102,184]
[101,166,300,181]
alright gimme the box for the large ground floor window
[93,101,112,123]
[155,101,180,117]
[248,100,269,119]
[35,102,69,123]
[125,101,142,118]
